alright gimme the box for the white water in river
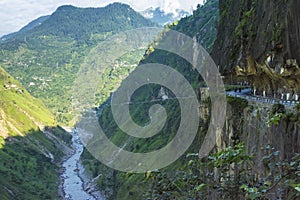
[61,130,104,200]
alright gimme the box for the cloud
[162,0,181,15]
[0,0,204,37]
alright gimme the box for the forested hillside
[174,0,219,51]
[81,0,300,199]
[80,1,220,199]
[0,3,156,124]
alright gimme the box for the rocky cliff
[212,0,300,96]
[199,95,300,199]
[222,101,299,162]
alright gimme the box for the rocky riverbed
[59,128,104,200]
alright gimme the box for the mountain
[140,7,190,25]
[0,3,156,124]
[80,0,300,199]
[80,0,219,199]
[2,3,155,44]
[0,66,71,199]
[1,0,299,199]
[29,4,155,42]
[211,0,300,95]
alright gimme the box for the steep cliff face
[197,96,300,199]
[222,101,299,159]
[212,0,300,94]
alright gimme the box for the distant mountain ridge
[37,3,155,40]
[1,3,156,45]
[0,15,50,42]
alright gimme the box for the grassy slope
[0,66,71,199]
[0,66,55,138]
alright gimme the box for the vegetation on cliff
[212,0,300,95]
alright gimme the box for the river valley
[60,129,104,200]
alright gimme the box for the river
[60,129,105,200]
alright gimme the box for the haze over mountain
[0,0,203,37]
[0,16,50,42]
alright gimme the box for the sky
[0,0,204,37]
